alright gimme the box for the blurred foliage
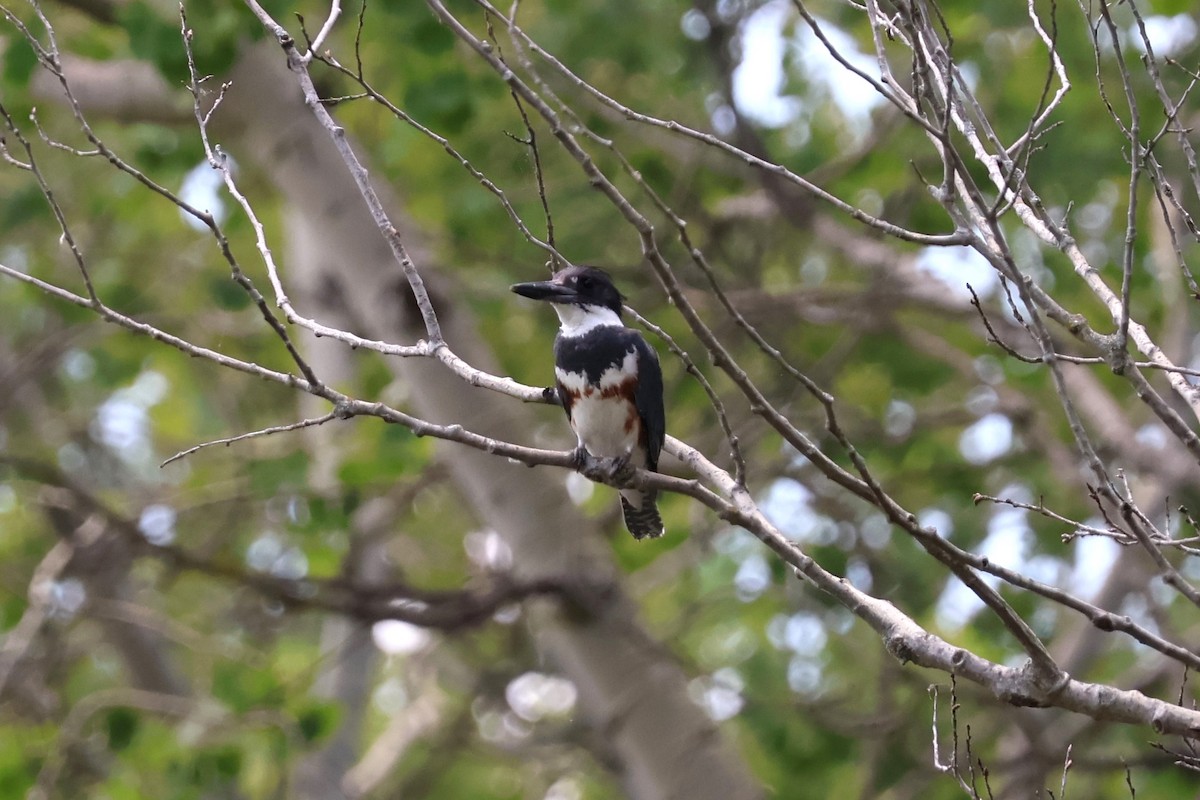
[2,0,1199,798]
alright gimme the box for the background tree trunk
[214,45,763,800]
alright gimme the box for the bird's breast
[556,355,645,461]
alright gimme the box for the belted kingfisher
[511,266,666,539]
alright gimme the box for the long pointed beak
[511,280,577,303]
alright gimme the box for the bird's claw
[607,452,637,485]
[571,445,591,471]
[574,448,637,488]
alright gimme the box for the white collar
[553,303,623,338]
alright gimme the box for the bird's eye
[579,276,592,288]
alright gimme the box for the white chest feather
[567,393,644,462]
[556,350,643,462]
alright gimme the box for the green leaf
[296,702,340,743]
[408,16,456,55]
[0,186,46,230]
[120,1,188,81]
[403,71,475,135]
[1,36,38,88]
[213,663,283,713]
[208,274,253,310]
[207,745,243,780]
[246,451,309,496]
[106,707,139,751]
[1149,0,1193,14]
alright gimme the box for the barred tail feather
[620,491,664,540]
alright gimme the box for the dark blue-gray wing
[633,335,665,471]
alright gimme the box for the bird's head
[511,265,624,318]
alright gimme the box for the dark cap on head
[510,265,624,316]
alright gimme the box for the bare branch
[160,411,341,467]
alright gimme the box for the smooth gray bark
[211,46,763,800]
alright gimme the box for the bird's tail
[620,490,664,540]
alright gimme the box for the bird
[511,265,666,539]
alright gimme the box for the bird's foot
[573,447,637,487]
[607,451,637,485]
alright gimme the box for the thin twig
[484,12,559,271]
[301,0,341,61]
[161,411,341,467]
[179,6,323,389]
